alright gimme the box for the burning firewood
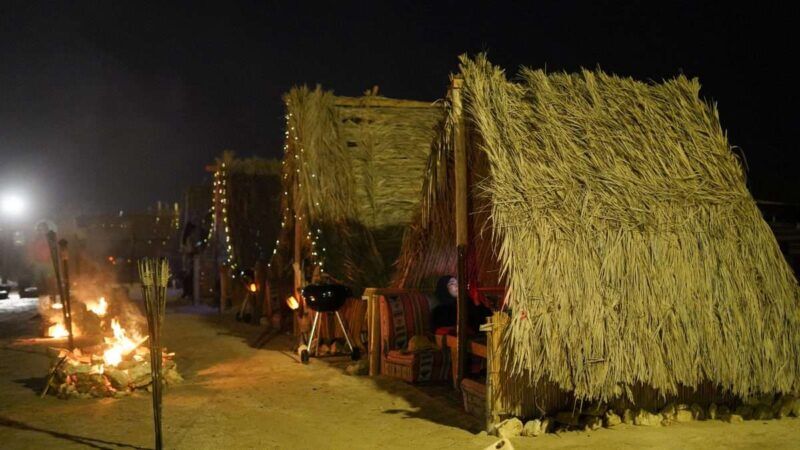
[43,346,181,399]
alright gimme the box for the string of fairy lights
[209,162,239,275]
[259,100,327,277]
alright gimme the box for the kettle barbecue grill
[300,284,360,363]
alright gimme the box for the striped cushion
[379,292,432,352]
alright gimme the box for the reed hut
[394,55,800,420]
[278,86,442,295]
[208,152,282,317]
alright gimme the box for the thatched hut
[208,152,282,317]
[277,86,442,295]
[394,55,800,420]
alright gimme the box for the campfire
[41,287,182,399]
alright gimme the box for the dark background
[1,1,797,218]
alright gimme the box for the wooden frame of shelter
[389,55,800,430]
[274,86,442,338]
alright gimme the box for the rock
[660,403,677,420]
[540,417,552,434]
[105,368,131,390]
[164,367,184,385]
[718,405,731,417]
[603,410,622,427]
[583,415,602,431]
[495,418,524,438]
[773,395,796,419]
[675,410,694,423]
[63,362,91,375]
[706,403,717,420]
[345,359,368,376]
[555,412,581,427]
[634,410,662,427]
[113,389,131,398]
[690,404,704,420]
[734,405,753,420]
[483,438,514,450]
[752,404,773,420]
[622,409,635,425]
[521,419,542,437]
[129,363,152,388]
[725,414,744,424]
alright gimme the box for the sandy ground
[1,298,799,450]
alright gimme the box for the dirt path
[1,303,799,449]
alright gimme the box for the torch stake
[58,239,75,351]
[139,258,169,450]
[45,231,73,350]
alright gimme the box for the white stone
[634,410,662,427]
[496,418,524,438]
[675,410,694,423]
[603,410,622,427]
[521,419,542,437]
[707,403,718,420]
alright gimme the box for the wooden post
[219,265,229,317]
[452,75,469,390]
[58,239,75,351]
[45,231,70,348]
[364,288,381,376]
[192,254,200,305]
[254,260,266,323]
[484,311,507,433]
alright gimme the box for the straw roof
[401,55,800,402]
[282,86,442,289]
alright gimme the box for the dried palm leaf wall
[281,86,442,291]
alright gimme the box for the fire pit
[39,285,182,399]
[46,344,182,399]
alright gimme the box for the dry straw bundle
[456,55,800,402]
[138,258,170,450]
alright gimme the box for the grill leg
[334,311,354,353]
[308,312,320,355]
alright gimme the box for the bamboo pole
[451,75,469,390]
[139,258,170,450]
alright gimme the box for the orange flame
[249,283,257,293]
[86,297,108,317]
[102,319,148,367]
[48,323,69,338]
[286,296,300,310]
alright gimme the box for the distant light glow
[1,193,27,217]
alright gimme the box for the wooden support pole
[254,260,266,324]
[484,311,507,433]
[45,231,70,348]
[451,75,469,390]
[58,239,75,351]
[364,288,381,376]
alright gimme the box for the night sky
[1,1,797,220]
